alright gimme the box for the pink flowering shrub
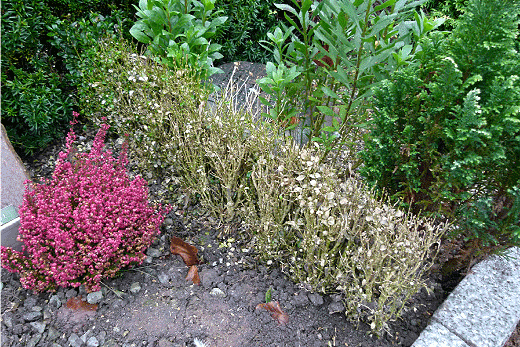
[1,112,169,292]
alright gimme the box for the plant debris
[256,301,289,325]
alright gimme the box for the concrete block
[432,247,520,347]
[412,320,471,347]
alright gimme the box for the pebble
[328,301,344,314]
[29,321,46,334]
[158,273,170,284]
[22,311,42,322]
[87,291,103,304]
[210,288,226,297]
[86,336,100,347]
[48,295,62,309]
[146,247,162,258]
[308,293,324,306]
[68,333,84,347]
[47,326,61,341]
[130,282,142,294]
[26,334,42,347]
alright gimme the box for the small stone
[328,301,344,314]
[48,295,62,309]
[164,218,174,226]
[47,326,60,341]
[308,293,324,306]
[24,297,38,308]
[32,305,43,311]
[104,339,119,347]
[23,311,42,322]
[411,318,421,327]
[130,282,142,294]
[113,326,121,333]
[146,247,161,258]
[158,273,170,284]
[51,343,63,347]
[158,338,174,347]
[68,333,84,347]
[2,313,13,328]
[86,291,103,304]
[86,336,99,347]
[65,288,78,298]
[29,321,46,334]
[209,288,226,297]
[98,330,107,345]
[27,334,42,347]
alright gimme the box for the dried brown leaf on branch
[170,236,199,266]
[186,265,201,285]
[66,297,98,311]
[255,301,289,325]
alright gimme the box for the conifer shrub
[0,113,168,293]
[361,0,520,247]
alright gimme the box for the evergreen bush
[361,0,520,246]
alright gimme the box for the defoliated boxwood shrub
[244,142,447,334]
[361,0,520,246]
[0,113,169,293]
[79,37,279,221]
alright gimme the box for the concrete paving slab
[1,123,30,209]
[412,320,471,347]
[413,247,520,347]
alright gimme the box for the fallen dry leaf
[255,301,289,325]
[186,265,201,285]
[66,297,98,312]
[170,236,199,266]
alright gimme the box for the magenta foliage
[1,112,169,292]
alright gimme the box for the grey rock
[22,311,42,322]
[48,295,62,309]
[26,334,42,347]
[158,338,175,347]
[86,336,100,347]
[51,344,63,347]
[24,297,37,308]
[328,301,344,314]
[47,326,60,341]
[293,292,310,307]
[29,321,46,334]
[164,217,174,226]
[98,330,107,345]
[104,339,119,347]
[130,282,142,294]
[158,273,170,284]
[80,329,91,342]
[331,294,342,302]
[65,288,78,298]
[200,268,219,288]
[32,305,43,311]
[86,291,103,304]
[68,333,84,347]
[308,293,324,306]
[2,313,13,329]
[146,247,162,258]
[210,287,226,297]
